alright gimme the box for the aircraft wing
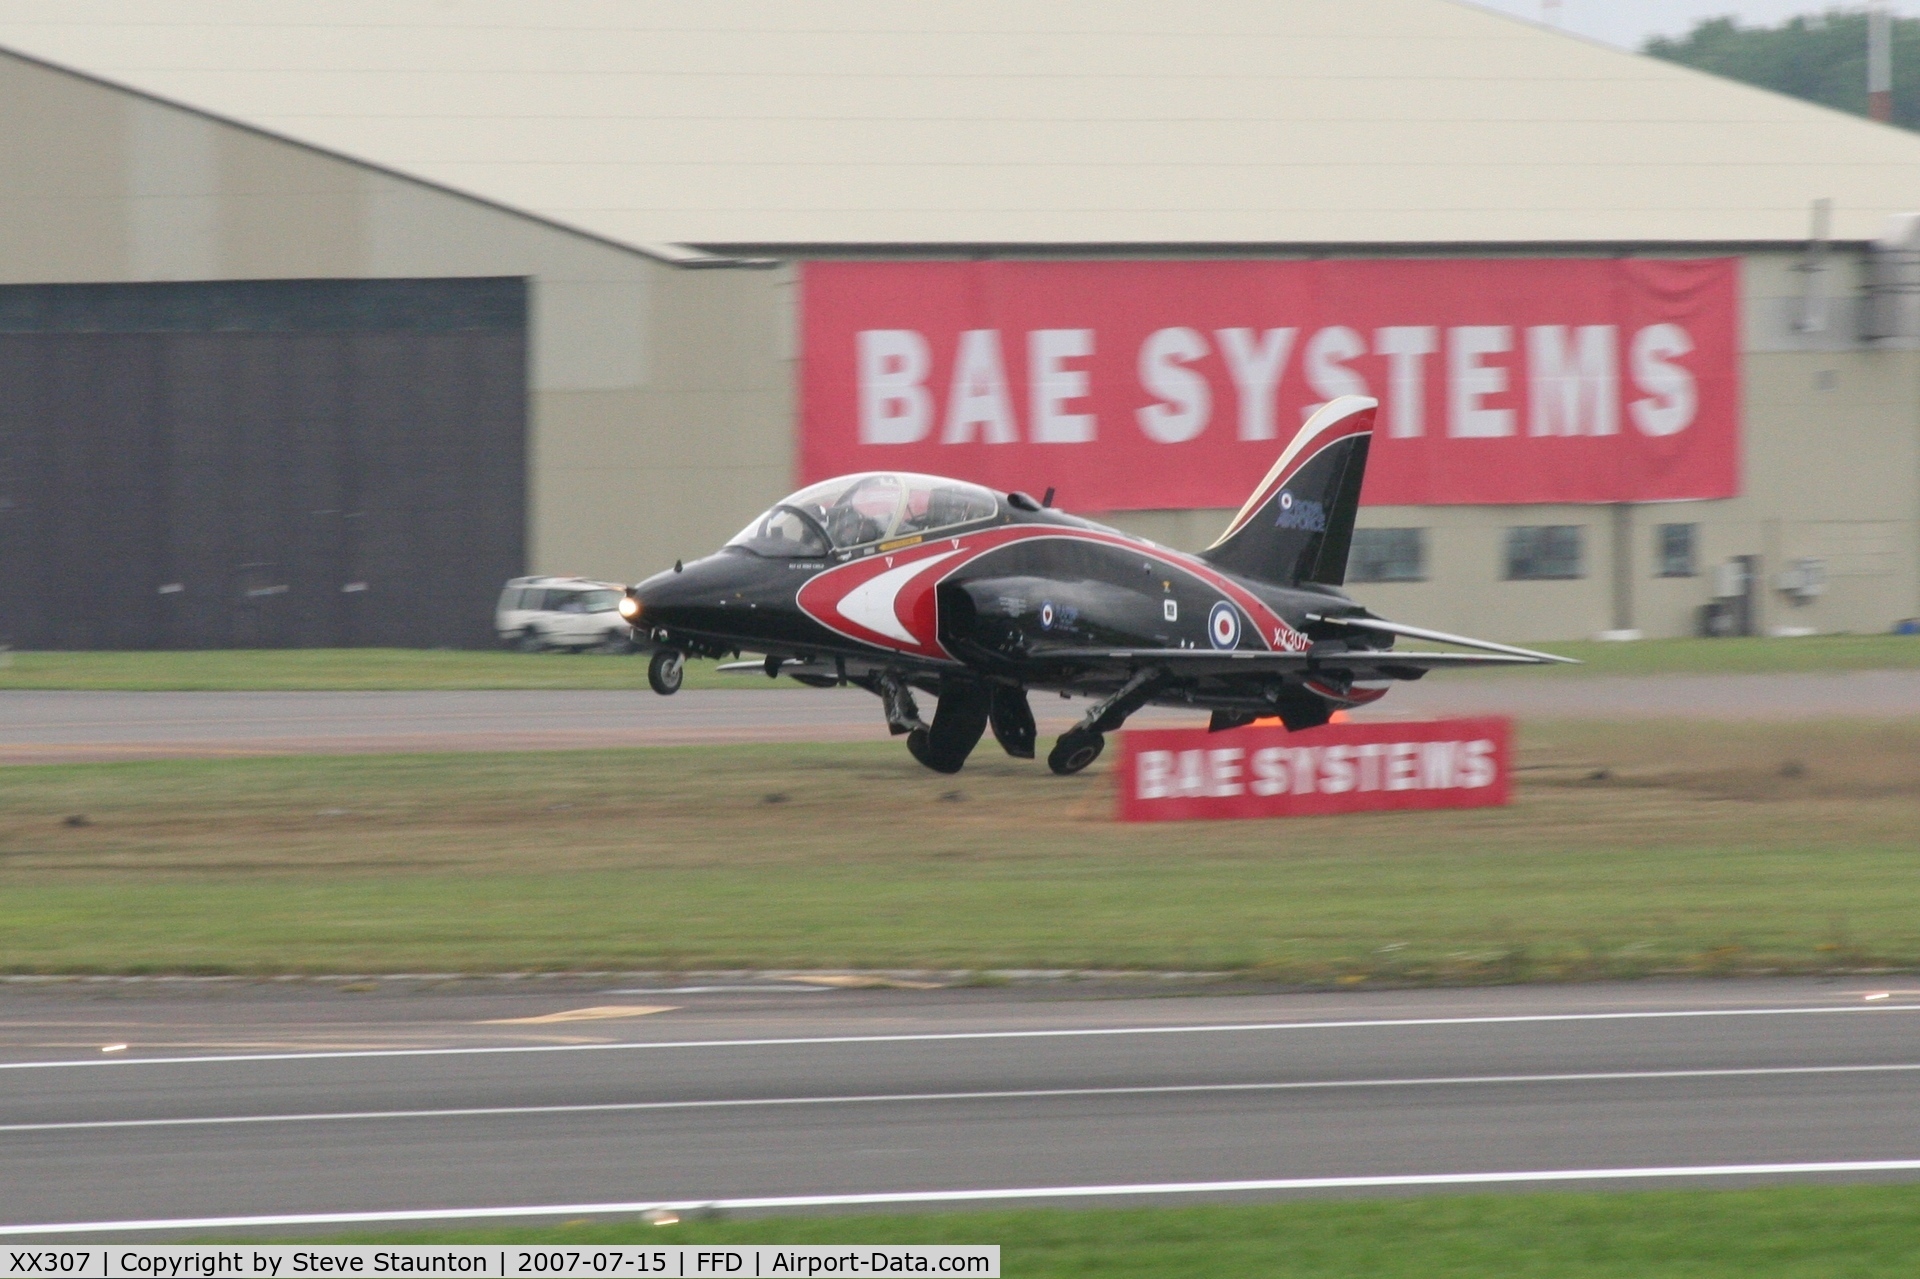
[1026,647,1556,678]
[719,642,1571,683]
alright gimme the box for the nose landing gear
[647,648,685,695]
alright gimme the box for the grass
[325,1186,1920,1276]
[3,720,1919,976]
[0,648,767,691]
[2,634,1920,690]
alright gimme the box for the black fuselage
[631,501,1371,712]
[620,400,1567,775]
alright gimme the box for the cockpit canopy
[728,473,1000,557]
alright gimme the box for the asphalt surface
[6,671,1920,762]
[3,978,1920,1236]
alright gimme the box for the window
[896,478,999,536]
[580,590,621,613]
[1504,526,1584,580]
[731,472,998,554]
[728,506,831,558]
[1656,523,1697,577]
[1348,528,1427,582]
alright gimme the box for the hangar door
[0,278,526,649]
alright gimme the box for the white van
[495,577,634,652]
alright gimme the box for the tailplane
[1198,395,1376,587]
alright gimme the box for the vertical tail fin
[1198,396,1376,587]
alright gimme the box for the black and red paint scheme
[624,396,1572,775]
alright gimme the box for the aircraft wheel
[647,648,685,695]
[1047,728,1105,776]
[905,727,966,775]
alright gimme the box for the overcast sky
[1462,1,1920,50]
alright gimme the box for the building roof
[4,0,1920,250]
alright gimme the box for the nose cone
[630,552,765,640]
[630,563,695,631]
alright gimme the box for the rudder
[1198,395,1376,587]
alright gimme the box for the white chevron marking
[835,550,964,645]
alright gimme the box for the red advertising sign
[1115,718,1513,822]
[800,260,1738,510]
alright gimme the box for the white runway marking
[2,1003,1916,1071]
[7,1160,1920,1236]
[7,1062,1920,1135]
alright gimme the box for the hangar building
[3,0,1920,647]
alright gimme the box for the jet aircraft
[621,395,1573,776]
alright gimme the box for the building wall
[4,48,1916,645]
[0,51,791,605]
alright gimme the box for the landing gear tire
[515,628,545,654]
[1047,728,1105,776]
[905,727,962,774]
[647,648,685,695]
[905,679,992,774]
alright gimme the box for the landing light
[618,596,641,619]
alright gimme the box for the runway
[6,670,1920,762]
[3,979,1919,1236]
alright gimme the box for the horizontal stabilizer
[1305,615,1579,665]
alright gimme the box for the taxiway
[5,671,1920,762]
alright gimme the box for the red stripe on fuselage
[794,525,1309,661]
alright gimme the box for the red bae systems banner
[800,260,1739,509]
[1115,718,1513,822]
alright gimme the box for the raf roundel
[1208,601,1241,650]
[1039,601,1056,630]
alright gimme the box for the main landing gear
[1046,668,1163,776]
[1047,726,1104,775]
[879,675,1037,775]
[878,674,984,775]
[988,685,1037,760]
[872,671,1159,779]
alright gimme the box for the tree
[1643,9,1920,130]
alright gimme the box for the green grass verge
[0,648,768,691]
[4,722,1918,976]
[3,634,1920,690]
[326,1186,1920,1276]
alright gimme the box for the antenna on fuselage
[1041,487,1055,507]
